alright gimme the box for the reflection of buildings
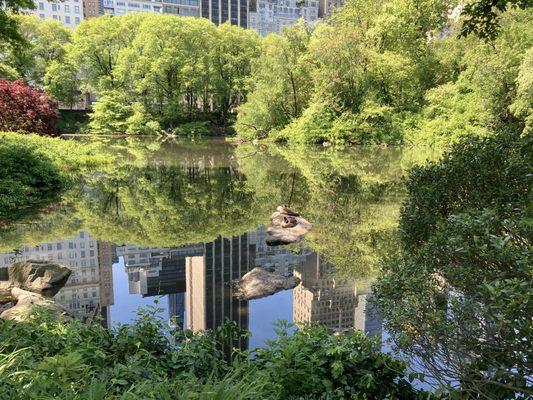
[186,235,254,353]
[0,232,115,327]
[117,234,254,352]
[293,252,381,337]
[248,227,309,275]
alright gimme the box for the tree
[236,22,312,137]
[0,79,58,134]
[0,0,35,46]
[373,131,532,398]
[44,60,80,109]
[5,15,71,84]
[460,0,532,39]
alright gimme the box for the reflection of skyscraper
[168,292,186,330]
[0,232,116,327]
[186,235,255,353]
[293,252,381,337]
[98,242,115,327]
[248,227,309,275]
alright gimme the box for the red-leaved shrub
[0,79,59,135]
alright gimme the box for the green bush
[0,141,64,221]
[0,307,430,399]
[0,132,111,222]
[172,121,212,137]
[373,130,532,399]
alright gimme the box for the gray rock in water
[0,260,71,298]
[266,211,312,246]
[0,261,73,323]
[0,288,73,323]
[232,267,300,300]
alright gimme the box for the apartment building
[249,0,319,36]
[30,0,84,28]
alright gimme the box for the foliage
[66,15,260,134]
[0,15,71,85]
[459,0,532,39]
[0,308,429,399]
[0,138,64,222]
[0,132,111,223]
[237,1,533,146]
[172,121,212,137]
[0,0,35,46]
[0,79,58,135]
[373,130,532,399]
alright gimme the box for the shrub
[0,140,64,221]
[0,79,58,135]
[0,307,429,399]
[373,130,532,398]
[0,131,111,221]
[172,121,212,137]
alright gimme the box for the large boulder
[0,287,72,322]
[0,260,71,298]
[266,212,312,246]
[232,267,300,300]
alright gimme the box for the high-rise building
[248,0,319,36]
[199,0,250,27]
[293,252,381,336]
[29,0,85,28]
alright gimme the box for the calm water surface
[0,137,435,351]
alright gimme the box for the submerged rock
[232,267,300,300]
[266,211,312,246]
[0,260,71,298]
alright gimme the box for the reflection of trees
[260,145,436,279]
[76,164,262,247]
[1,141,435,264]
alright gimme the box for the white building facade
[29,0,85,29]
[249,0,319,36]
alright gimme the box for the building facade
[30,0,85,28]
[248,0,318,36]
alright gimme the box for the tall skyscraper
[200,0,250,27]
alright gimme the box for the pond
[0,137,436,351]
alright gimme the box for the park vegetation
[0,1,530,144]
[373,130,532,398]
[237,1,532,145]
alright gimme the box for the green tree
[373,131,532,398]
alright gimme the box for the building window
[38,2,44,10]
[65,4,70,12]
[75,5,80,13]
[75,16,80,24]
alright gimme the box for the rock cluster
[0,260,73,322]
[232,267,300,301]
[265,205,312,246]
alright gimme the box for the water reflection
[0,229,381,350]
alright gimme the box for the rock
[0,260,71,298]
[266,211,312,246]
[232,267,300,300]
[0,288,73,323]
